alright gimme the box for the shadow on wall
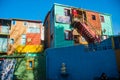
[33,53,46,80]
[13,53,46,80]
[55,24,74,47]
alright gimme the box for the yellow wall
[16,45,43,53]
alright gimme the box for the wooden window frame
[26,59,34,70]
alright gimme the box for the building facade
[44,3,113,48]
[0,19,11,54]
[8,19,44,55]
[0,19,44,80]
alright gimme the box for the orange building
[8,19,44,55]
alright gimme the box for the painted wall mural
[0,59,16,80]
[56,15,71,24]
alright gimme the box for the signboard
[56,15,71,24]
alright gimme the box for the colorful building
[0,18,44,80]
[8,19,44,55]
[0,3,119,80]
[44,3,113,48]
[0,19,11,54]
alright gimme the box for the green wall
[54,4,74,48]
[14,53,46,80]
[100,14,113,36]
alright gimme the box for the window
[21,34,26,45]
[12,20,16,25]
[24,21,27,26]
[10,38,14,44]
[92,15,96,20]
[64,9,70,16]
[26,59,34,70]
[64,30,73,40]
[27,27,40,33]
[29,61,32,68]
[100,16,105,22]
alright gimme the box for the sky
[0,0,120,35]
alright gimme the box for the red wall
[26,33,41,45]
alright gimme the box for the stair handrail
[72,14,100,37]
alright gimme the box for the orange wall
[8,20,42,54]
[10,21,26,47]
[26,33,41,45]
[86,11,102,35]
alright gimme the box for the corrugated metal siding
[86,11,102,35]
[0,38,8,52]
[46,45,119,80]
[54,5,74,48]
[100,14,113,36]
[26,33,41,45]
[1,26,9,34]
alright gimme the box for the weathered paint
[86,11,102,35]
[26,33,41,45]
[14,53,46,80]
[54,5,74,48]
[8,20,27,55]
[16,45,43,53]
[8,20,43,54]
[46,45,119,80]
[100,14,113,36]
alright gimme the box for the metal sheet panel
[0,38,8,52]
[46,45,118,80]
[1,26,9,34]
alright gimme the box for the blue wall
[46,45,118,80]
